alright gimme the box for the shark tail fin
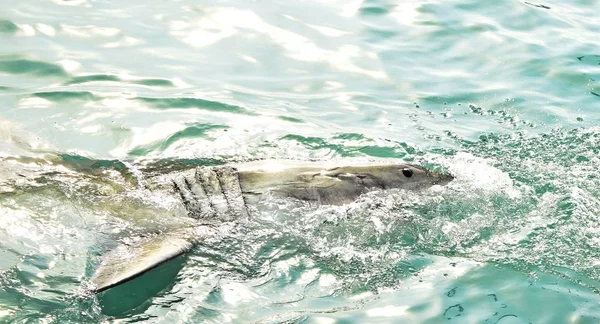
[91,228,198,293]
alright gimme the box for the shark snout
[431,171,454,186]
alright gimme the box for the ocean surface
[1,0,600,322]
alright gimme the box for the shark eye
[402,168,413,178]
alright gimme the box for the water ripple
[1,0,600,322]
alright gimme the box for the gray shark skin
[90,160,453,293]
[172,160,452,220]
[236,160,452,204]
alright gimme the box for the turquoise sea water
[1,0,600,322]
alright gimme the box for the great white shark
[0,118,454,294]
[90,159,453,292]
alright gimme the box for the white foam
[432,152,521,198]
[366,305,410,317]
[220,282,261,305]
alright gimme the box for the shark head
[324,163,453,192]
[397,163,454,188]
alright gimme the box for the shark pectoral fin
[91,229,198,293]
